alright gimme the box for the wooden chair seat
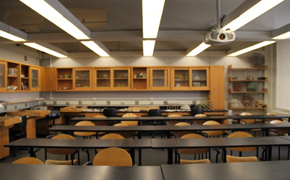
[192,114,207,125]
[180,159,211,164]
[113,123,134,138]
[45,159,77,165]
[171,122,192,138]
[226,155,258,163]
[226,131,257,152]
[73,121,96,137]
[202,120,224,137]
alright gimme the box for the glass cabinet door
[113,68,130,89]
[191,68,209,90]
[29,67,40,91]
[172,68,190,90]
[0,61,7,91]
[95,69,111,89]
[150,68,170,90]
[74,69,92,89]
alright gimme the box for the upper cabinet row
[56,67,210,91]
[0,60,41,92]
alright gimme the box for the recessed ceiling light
[24,43,68,58]
[186,43,211,56]
[81,41,110,57]
[143,40,156,56]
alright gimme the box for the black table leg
[139,148,142,166]
[222,148,226,163]
[130,148,135,165]
[167,148,173,164]
[29,147,34,157]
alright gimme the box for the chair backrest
[121,113,138,126]
[113,123,133,138]
[193,114,207,125]
[239,112,255,124]
[178,133,209,155]
[47,134,77,155]
[12,157,44,165]
[202,120,224,137]
[171,122,191,138]
[227,131,257,152]
[269,120,290,135]
[73,121,96,137]
[148,109,161,116]
[122,113,138,117]
[180,159,211,164]
[15,115,27,129]
[166,114,183,125]
[103,108,117,117]
[266,112,280,122]
[100,133,125,140]
[93,115,109,126]
[93,147,132,166]
[226,155,258,163]
[168,114,182,117]
[194,114,206,117]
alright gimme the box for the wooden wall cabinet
[171,67,190,90]
[94,68,112,90]
[191,67,210,90]
[0,61,7,92]
[149,67,171,90]
[56,68,73,91]
[112,67,130,90]
[29,67,41,91]
[131,67,149,90]
[73,68,93,90]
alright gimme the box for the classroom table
[71,114,290,124]
[4,138,152,165]
[152,136,290,164]
[49,123,290,138]
[161,161,290,180]
[0,164,163,180]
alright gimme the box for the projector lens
[219,33,226,40]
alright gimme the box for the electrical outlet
[4,106,7,111]
[66,102,70,105]
[53,101,57,105]
[150,102,153,105]
[14,106,17,109]
[164,101,168,105]
[107,101,110,105]
[92,102,96,105]
[135,101,139,105]
[78,100,82,105]
[25,103,28,107]
[121,102,125,105]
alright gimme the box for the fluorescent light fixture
[273,32,290,39]
[143,40,156,56]
[24,42,68,58]
[142,0,165,38]
[227,41,276,56]
[186,42,211,56]
[81,41,110,57]
[0,21,27,42]
[20,0,90,40]
[223,0,284,31]
[272,23,290,40]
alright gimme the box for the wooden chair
[192,114,207,125]
[92,147,132,166]
[265,112,280,123]
[97,133,125,153]
[113,123,134,138]
[73,121,96,138]
[226,131,258,158]
[45,134,79,165]
[175,133,217,164]
[121,113,138,126]
[267,120,290,159]
[226,155,258,163]
[166,114,183,126]
[94,115,109,136]
[239,112,260,136]
[12,157,44,165]
[180,159,211,164]
[202,120,225,137]
[171,122,192,138]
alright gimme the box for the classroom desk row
[1,160,290,180]
[49,122,290,138]
[5,136,290,165]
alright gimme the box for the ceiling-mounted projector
[204,28,235,45]
[204,0,236,45]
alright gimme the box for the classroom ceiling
[0,0,289,57]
